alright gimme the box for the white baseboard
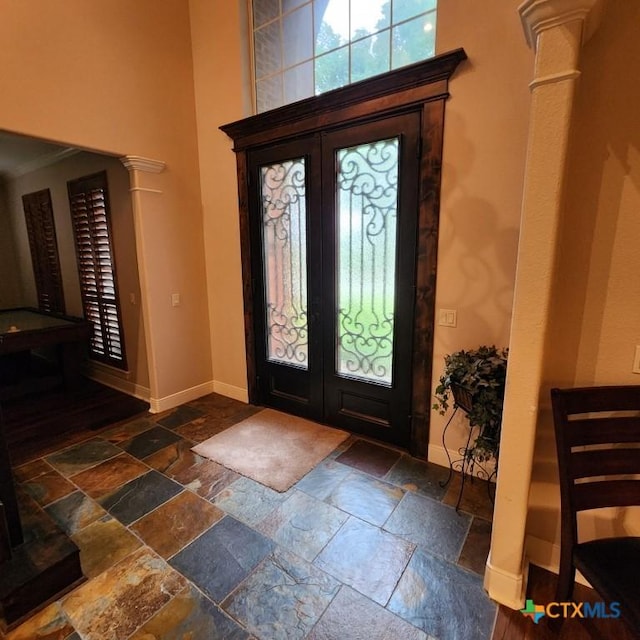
[525,534,590,587]
[428,443,497,480]
[87,363,150,401]
[149,380,215,413]
[484,554,528,609]
[213,380,249,403]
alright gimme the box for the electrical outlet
[633,345,640,374]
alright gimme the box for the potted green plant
[433,345,508,462]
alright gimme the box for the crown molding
[9,147,80,178]
[519,0,604,49]
[120,155,166,173]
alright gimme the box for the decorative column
[120,155,166,408]
[484,0,603,608]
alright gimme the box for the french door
[248,113,420,447]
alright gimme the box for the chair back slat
[552,386,640,517]
[551,386,640,632]
[573,479,640,512]
[557,385,640,414]
[565,417,640,446]
[570,448,640,479]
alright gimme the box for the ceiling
[0,130,74,179]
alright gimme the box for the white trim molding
[529,69,581,90]
[120,155,166,173]
[213,380,249,403]
[525,534,590,586]
[484,555,529,610]
[86,363,150,402]
[519,0,605,49]
[149,380,215,413]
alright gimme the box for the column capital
[120,155,166,173]
[519,0,604,49]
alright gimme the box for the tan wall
[4,152,149,390]
[528,0,640,568]
[190,0,252,401]
[0,0,212,403]
[191,0,533,441]
[430,0,532,464]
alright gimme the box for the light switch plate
[438,308,457,328]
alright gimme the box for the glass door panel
[260,158,309,369]
[336,138,399,385]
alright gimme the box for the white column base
[484,554,528,609]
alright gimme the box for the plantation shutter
[22,188,65,313]
[67,171,127,369]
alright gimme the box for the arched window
[252,0,437,112]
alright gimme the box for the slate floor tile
[45,490,108,535]
[45,438,122,476]
[308,585,430,640]
[100,416,157,445]
[257,490,348,562]
[326,472,404,526]
[442,473,495,522]
[384,492,471,561]
[335,439,402,477]
[170,516,274,603]
[131,490,224,559]
[156,405,207,429]
[457,517,492,575]
[12,458,54,483]
[314,517,414,605]
[187,392,249,414]
[384,455,449,500]
[129,584,250,640]
[387,547,496,640]
[144,439,202,477]
[62,547,187,640]
[98,470,183,525]
[213,476,289,527]
[174,405,259,442]
[2,601,77,640]
[120,425,183,460]
[295,459,352,501]
[223,547,340,640]
[22,469,75,507]
[71,515,142,578]
[70,453,149,499]
[172,457,240,500]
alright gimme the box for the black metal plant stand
[439,384,497,512]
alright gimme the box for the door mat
[192,408,349,492]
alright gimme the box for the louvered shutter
[67,172,127,369]
[22,188,65,313]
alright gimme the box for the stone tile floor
[1,393,496,640]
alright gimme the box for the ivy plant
[433,345,508,462]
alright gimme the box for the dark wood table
[0,307,91,391]
[0,307,91,556]
[0,308,88,627]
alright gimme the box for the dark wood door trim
[222,49,467,457]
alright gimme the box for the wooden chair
[551,385,640,635]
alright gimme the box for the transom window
[252,0,437,113]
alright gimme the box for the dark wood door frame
[221,48,467,457]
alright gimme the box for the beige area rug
[192,408,349,492]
